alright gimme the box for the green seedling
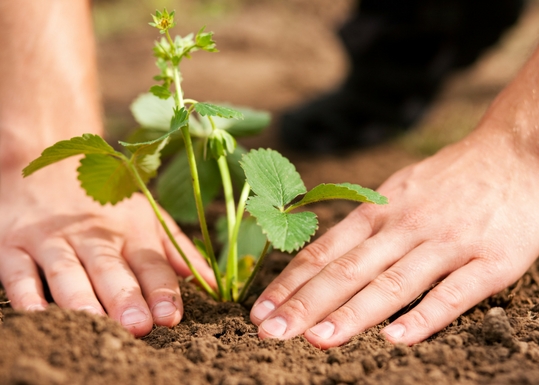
[23,9,388,303]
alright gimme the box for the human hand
[250,125,539,348]
[0,159,215,337]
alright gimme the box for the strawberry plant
[22,9,388,303]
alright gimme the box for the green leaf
[225,108,271,137]
[206,129,237,159]
[23,134,121,177]
[195,103,244,120]
[170,106,189,131]
[77,135,163,205]
[195,26,218,52]
[226,145,247,189]
[236,216,268,261]
[241,148,306,209]
[119,107,189,153]
[149,85,172,100]
[217,215,268,272]
[156,148,220,223]
[290,183,388,210]
[130,140,165,181]
[130,93,175,130]
[77,154,138,205]
[124,127,183,159]
[246,196,318,253]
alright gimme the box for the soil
[2,1,539,384]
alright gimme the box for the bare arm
[0,1,102,171]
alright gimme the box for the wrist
[472,46,539,165]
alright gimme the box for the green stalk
[167,52,223,299]
[126,161,218,300]
[166,30,184,108]
[181,124,224,299]
[228,182,251,301]
[238,239,271,303]
[217,156,237,301]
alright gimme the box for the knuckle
[90,254,124,276]
[136,256,169,274]
[371,267,409,300]
[296,241,333,270]
[429,283,465,313]
[404,307,433,330]
[46,258,82,279]
[265,281,293,304]
[283,296,312,320]
[325,255,361,284]
[334,304,363,326]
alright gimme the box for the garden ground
[2,1,539,383]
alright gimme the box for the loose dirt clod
[482,307,514,347]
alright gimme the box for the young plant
[22,9,388,303]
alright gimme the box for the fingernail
[260,316,287,337]
[27,304,46,311]
[78,306,103,315]
[121,307,149,326]
[152,301,177,319]
[309,321,335,339]
[383,323,406,340]
[251,300,275,321]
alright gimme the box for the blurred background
[92,0,539,194]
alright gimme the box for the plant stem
[166,38,223,298]
[183,98,198,105]
[238,239,271,303]
[126,161,218,300]
[217,156,237,301]
[167,30,184,108]
[228,182,251,301]
[180,124,224,299]
[172,66,184,108]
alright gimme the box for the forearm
[0,0,102,174]
[474,43,539,160]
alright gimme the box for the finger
[250,208,375,324]
[255,229,416,339]
[74,235,153,337]
[381,257,513,346]
[32,239,105,315]
[161,211,217,288]
[123,234,183,328]
[0,247,48,311]
[303,244,461,348]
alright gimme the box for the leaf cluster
[129,93,270,223]
[241,149,388,253]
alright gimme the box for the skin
[0,1,214,337]
[251,44,539,348]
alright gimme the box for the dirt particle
[99,332,124,351]
[185,338,219,363]
[444,335,463,347]
[482,307,514,346]
[391,343,410,357]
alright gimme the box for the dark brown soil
[2,1,539,384]
[3,260,539,385]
